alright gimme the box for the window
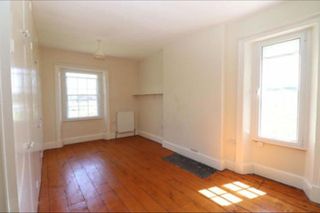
[61,69,103,120]
[253,31,308,147]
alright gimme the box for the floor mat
[163,153,217,178]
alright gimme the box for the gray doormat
[163,153,217,178]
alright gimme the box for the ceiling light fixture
[94,39,105,59]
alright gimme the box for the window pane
[66,72,97,79]
[259,39,300,142]
[66,72,98,95]
[65,71,100,119]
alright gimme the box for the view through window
[63,71,101,120]
[258,38,301,143]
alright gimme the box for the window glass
[64,72,100,119]
[259,39,300,142]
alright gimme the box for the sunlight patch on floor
[198,181,266,206]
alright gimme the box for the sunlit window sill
[251,137,307,151]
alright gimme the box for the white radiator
[116,111,135,138]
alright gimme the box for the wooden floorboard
[38,136,320,212]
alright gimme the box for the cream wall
[39,47,139,144]
[136,52,163,139]
[137,51,163,94]
[162,25,225,166]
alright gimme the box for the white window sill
[251,137,307,151]
[63,116,103,122]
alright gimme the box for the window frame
[61,67,104,122]
[251,30,309,149]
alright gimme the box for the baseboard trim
[303,179,320,203]
[222,159,320,203]
[162,140,224,170]
[223,160,304,189]
[252,163,304,189]
[138,130,162,144]
[63,133,105,145]
[44,133,106,150]
[44,131,138,150]
[43,141,62,150]
[105,132,115,140]
[223,159,236,171]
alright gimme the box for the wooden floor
[38,136,320,212]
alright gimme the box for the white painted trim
[223,159,320,203]
[103,73,111,142]
[42,141,62,151]
[251,30,310,149]
[104,132,115,140]
[253,163,304,189]
[55,65,111,147]
[60,70,104,122]
[114,132,135,139]
[54,68,63,148]
[138,130,162,144]
[44,133,106,149]
[252,162,320,203]
[43,132,143,150]
[162,140,223,170]
[104,131,134,140]
[63,133,105,145]
[303,180,320,203]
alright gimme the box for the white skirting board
[252,163,320,203]
[162,140,224,171]
[43,131,138,150]
[43,133,106,150]
[223,160,320,203]
[303,180,320,203]
[223,160,304,189]
[43,141,62,150]
[63,133,106,145]
[137,130,163,144]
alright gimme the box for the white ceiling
[32,1,278,59]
